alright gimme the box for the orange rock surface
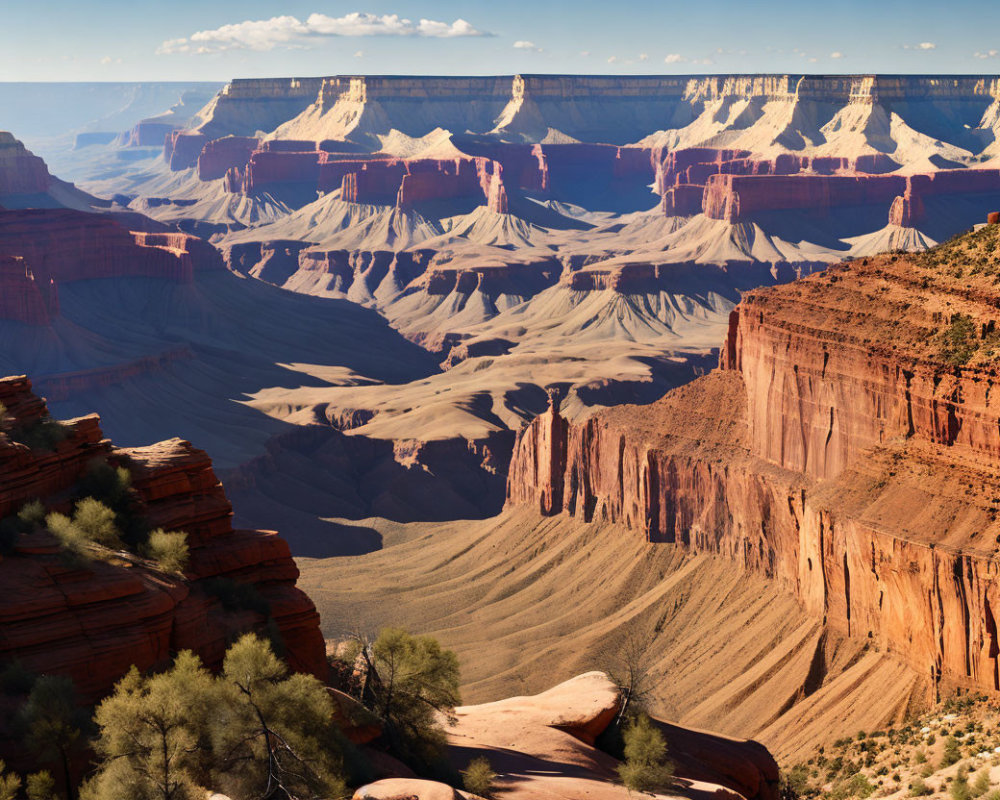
[0,375,325,702]
[507,227,1000,694]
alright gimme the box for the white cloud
[353,49,364,58]
[100,56,112,65]
[607,55,618,64]
[903,41,936,50]
[830,51,844,59]
[638,53,649,62]
[809,57,818,63]
[976,49,1000,59]
[158,11,491,54]
[513,40,542,52]
[664,53,684,63]
[579,50,591,57]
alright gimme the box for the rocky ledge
[0,375,326,703]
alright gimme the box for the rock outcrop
[440,671,777,800]
[507,226,1000,695]
[0,256,58,324]
[0,375,326,703]
[0,132,51,195]
[198,135,261,180]
[0,208,222,285]
[116,121,178,148]
[163,130,208,171]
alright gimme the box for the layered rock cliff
[507,222,1000,694]
[0,375,326,703]
[0,256,58,325]
[0,208,222,290]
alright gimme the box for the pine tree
[209,634,347,800]
[19,676,87,800]
[88,652,214,800]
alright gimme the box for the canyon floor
[298,508,929,765]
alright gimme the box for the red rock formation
[889,171,1000,227]
[506,236,1000,694]
[0,256,58,325]
[703,173,907,221]
[660,184,705,216]
[0,132,51,195]
[242,151,323,194]
[990,211,1000,225]
[888,187,926,227]
[198,136,261,181]
[163,131,208,171]
[654,147,902,219]
[0,376,326,703]
[0,209,221,284]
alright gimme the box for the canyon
[7,74,1000,787]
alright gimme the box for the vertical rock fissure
[843,551,852,637]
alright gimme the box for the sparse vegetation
[349,627,461,777]
[8,417,69,452]
[26,771,56,800]
[461,756,498,798]
[616,713,674,794]
[952,769,972,800]
[0,762,20,800]
[942,736,962,768]
[86,636,349,800]
[142,529,189,573]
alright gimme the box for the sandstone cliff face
[507,232,1000,694]
[0,376,326,702]
[0,256,58,325]
[163,131,208,171]
[0,208,221,287]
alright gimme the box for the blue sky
[3,0,1000,81]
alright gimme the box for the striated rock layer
[0,208,222,301]
[507,226,1000,695]
[0,375,326,703]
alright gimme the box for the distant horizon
[8,70,1000,84]
[4,0,999,82]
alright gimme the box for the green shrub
[953,770,972,800]
[72,499,121,548]
[77,461,132,510]
[46,498,123,557]
[143,529,189,573]
[25,771,55,800]
[914,749,927,764]
[0,761,20,800]
[974,770,992,797]
[45,512,90,559]
[943,736,963,768]
[462,756,497,798]
[18,500,46,527]
[617,714,674,793]
[10,419,68,452]
[910,778,933,796]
